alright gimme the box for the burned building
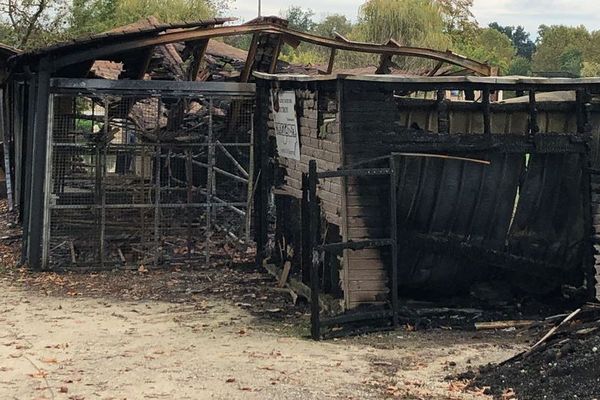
[254,73,600,338]
[3,16,598,339]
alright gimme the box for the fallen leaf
[28,370,48,378]
[41,358,58,364]
[59,386,68,393]
[226,378,235,383]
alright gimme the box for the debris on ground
[468,304,600,400]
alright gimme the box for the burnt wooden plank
[348,280,389,291]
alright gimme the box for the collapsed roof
[2,16,495,85]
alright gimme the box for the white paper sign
[271,90,300,160]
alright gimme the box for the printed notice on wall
[271,90,300,160]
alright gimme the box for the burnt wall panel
[341,81,593,307]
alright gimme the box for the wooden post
[389,156,399,328]
[482,87,491,139]
[268,37,283,74]
[28,59,51,269]
[241,34,260,82]
[308,160,321,340]
[436,90,449,134]
[528,89,539,138]
[326,49,336,75]
[187,39,210,81]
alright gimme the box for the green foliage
[281,6,316,32]
[0,0,70,49]
[69,0,118,37]
[454,28,515,73]
[358,0,450,48]
[357,0,451,70]
[489,22,535,60]
[532,25,590,74]
[313,14,353,38]
[508,56,532,76]
[582,61,600,77]
[223,35,252,51]
[559,48,583,76]
[0,0,228,49]
[279,47,323,65]
[434,0,475,35]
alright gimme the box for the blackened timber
[326,49,336,75]
[528,90,539,138]
[389,156,399,328]
[268,37,283,74]
[308,160,321,340]
[343,133,589,155]
[27,59,51,269]
[186,40,210,81]
[482,87,491,138]
[316,239,394,253]
[21,77,35,262]
[241,34,260,82]
[317,168,391,179]
[398,231,565,279]
[436,90,449,134]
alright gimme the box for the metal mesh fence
[43,85,254,270]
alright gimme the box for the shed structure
[254,73,600,321]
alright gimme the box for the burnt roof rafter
[8,21,494,77]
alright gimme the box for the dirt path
[0,276,528,400]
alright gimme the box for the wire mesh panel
[43,81,255,270]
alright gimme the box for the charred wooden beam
[185,39,210,81]
[241,34,260,83]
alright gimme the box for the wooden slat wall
[341,83,593,308]
[342,87,398,307]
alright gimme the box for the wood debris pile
[471,303,600,399]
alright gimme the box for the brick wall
[268,86,343,226]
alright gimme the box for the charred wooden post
[308,159,321,340]
[528,89,539,138]
[436,90,449,134]
[482,87,491,139]
[326,49,336,75]
[28,59,51,269]
[389,155,399,328]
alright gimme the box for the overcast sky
[229,0,600,37]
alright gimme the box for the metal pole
[206,97,215,265]
[258,0,261,17]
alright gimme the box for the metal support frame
[0,88,14,210]
[36,78,255,270]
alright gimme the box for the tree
[559,48,583,76]
[281,6,316,32]
[358,0,450,47]
[1,0,229,49]
[508,56,532,76]
[455,27,515,73]
[69,0,118,37]
[489,22,535,60]
[434,0,475,35]
[313,14,353,38]
[582,61,600,77]
[532,25,590,74]
[0,0,69,49]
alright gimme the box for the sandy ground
[0,274,529,400]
